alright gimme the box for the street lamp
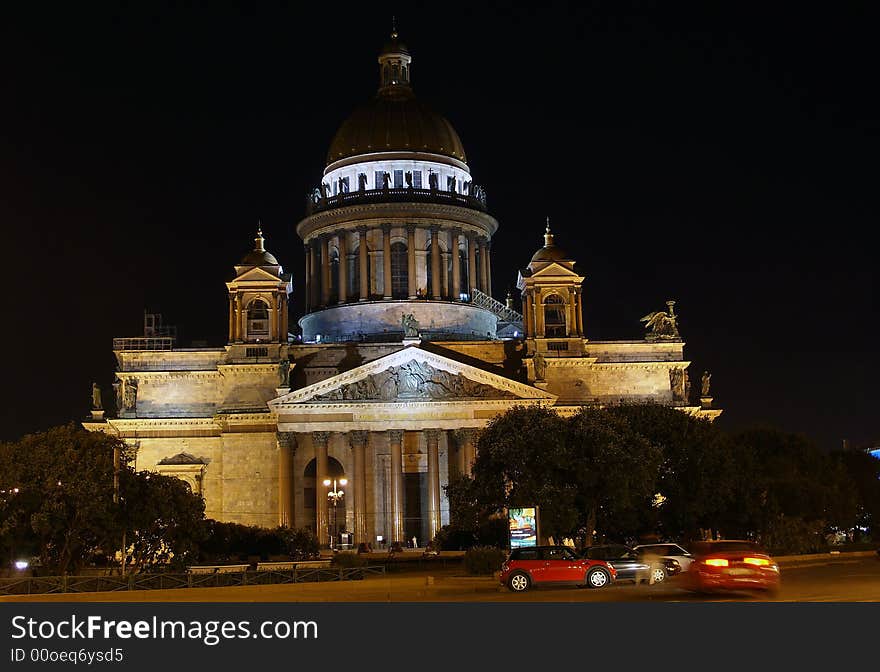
[323,478,347,550]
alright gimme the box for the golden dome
[326,32,467,166]
[327,93,467,165]
[530,221,570,263]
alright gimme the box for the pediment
[270,346,556,406]
[528,262,584,280]
[230,266,284,283]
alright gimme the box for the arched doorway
[302,457,347,546]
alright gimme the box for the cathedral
[85,31,720,548]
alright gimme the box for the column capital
[356,224,368,234]
[312,431,331,447]
[276,432,298,452]
[429,224,441,234]
[381,223,392,233]
[303,244,311,254]
[348,430,369,447]
[388,429,404,443]
[424,428,442,442]
[451,226,462,236]
[334,228,347,239]
[454,428,479,444]
[405,223,417,234]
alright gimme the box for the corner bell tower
[517,220,587,362]
[226,226,292,348]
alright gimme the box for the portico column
[382,224,392,299]
[277,433,296,527]
[388,429,404,543]
[425,428,442,541]
[536,290,545,337]
[336,230,347,304]
[521,292,530,338]
[303,245,311,312]
[228,296,235,342]
[430,226,441,300]
[450,229,461,300]
[357,226,369,301]
[458,428,477,478]
[313,431,330,547]
[478,237,489,294]
[406,224,417,298]
[467,233,477,298]
[349,431,368,544]
[320,235,331,307]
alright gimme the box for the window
[413,171,422,188]
[544,294,566,338]
[390,241,408,299]
[247,300,270,338]
[393,170,403,188]
[374,171,384,189]
[340,176,349,193]
[246,347,268,358]
[547,341,569,351]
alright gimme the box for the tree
[567,407,663,543]
[836,450,880,541]
[119,471,206,572]
[0,424,128,575]
[609,403,735,542]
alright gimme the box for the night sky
[1,2,876,450]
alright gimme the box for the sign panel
[508,507,538,548]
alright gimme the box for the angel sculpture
[640,300,680,339]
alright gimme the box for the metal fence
[0,565,386,596]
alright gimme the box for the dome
[327,94,467,165]
[240,249,278,266]
[238,226,279,268]
[326,32,467,166]
[530,222,570,263]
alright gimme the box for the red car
[682,540,781,596]
[500,545,616,592]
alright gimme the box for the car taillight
[744,557,770,566]
[703,558,729,567]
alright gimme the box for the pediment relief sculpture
[310,359,517,402]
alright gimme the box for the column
[313,432,330,547]
[521,291,531,338]
[336,230,347,304]
[478,237,489,294]
[450,229,461,300]
[430,226,441,300]
[232,297,240,342]
[485,238,493,298]
[382,224,392,299]
[406,225,417,299]
[310,240,320,309]
[280,293,288,341]
[425,429,442,541]
[349,431,368,544]
[389,429,404,543]
[576,288,584,336]
[228,296,235,342]
[441,251,450,299]
[357,226,369,301]
[320,236,331,307]
[467,233,477,298]
[303,244,311,312]
[536,290,545,337]
[277,433,296,527]
[458,429,477,478]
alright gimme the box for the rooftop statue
[401,313,420,338]
[701,371,712,397]
[91,382,102,410]
[640,300,680,340]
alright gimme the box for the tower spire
[544,217,554,247]
[255,221,265,252]
[378,22,412,92]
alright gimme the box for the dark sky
[1,2,876,450]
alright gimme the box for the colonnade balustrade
[303,226,492,312]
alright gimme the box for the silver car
[633,543,694,572]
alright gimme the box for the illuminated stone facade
[85,32,720,547]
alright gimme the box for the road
[3,556,879,602]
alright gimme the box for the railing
[306,186,487,215]
[470,288,523,323]
[113,337,175,351]
[0,565,386,596]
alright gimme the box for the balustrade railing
[305,185,487,215]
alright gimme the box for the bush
[464,546,507,575]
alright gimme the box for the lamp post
[323,478,347,550]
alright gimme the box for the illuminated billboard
[508,507,538,548]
